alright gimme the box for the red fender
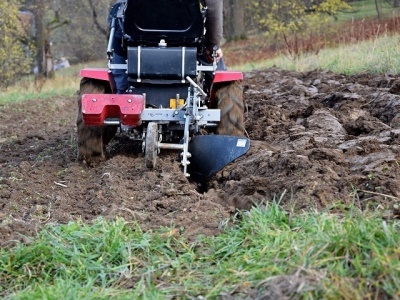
[213,70,243,83]
[79,68,115,92]
[80,68,110,81]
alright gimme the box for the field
[1,5,400,299]
[2,66,400,298]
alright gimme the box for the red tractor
[77,0,249,180]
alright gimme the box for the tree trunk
[375,0,382,19]
[45,39,55,78]
[87,0,108,37]
[223,0,245,40]
[394,0,400,8]
[33,0,55,81]
[34,0,46,77]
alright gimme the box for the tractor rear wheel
[215,80,245,136]
[76,78,117,163]
[145,122,159,168]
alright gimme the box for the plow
[77,0,250,180]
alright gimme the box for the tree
[87,0,108,36]
[0,0,33,89]
[223,0,246,40]
[26,0,70,80]
[375,0,382,18]
[246,0,350,36]
[32,0,47,78]
[50,0,111,63]
[385,0,400,8]
[0,0,110,88]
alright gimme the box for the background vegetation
[0,1,33,88]
[2,0,400,91]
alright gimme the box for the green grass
[0,61,104,105]
[336,0,400,22]
[1,203,399,299]
[233,33,400,75]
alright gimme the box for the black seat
[123,0,205,46]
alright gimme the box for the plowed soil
[2,68,400,246]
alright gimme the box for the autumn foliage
[0,0,33,89]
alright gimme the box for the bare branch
[87,0,108,37]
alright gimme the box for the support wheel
[76,78,116,164]
[215,80,245,136]
[145,122,159,168]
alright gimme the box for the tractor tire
[215,80,245,136]
[76,78,117,163]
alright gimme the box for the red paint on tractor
[213,71,243,83]
[80,68,111,82]
[82,94,145,126]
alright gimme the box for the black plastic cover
[126,82,189,108]
[127,46,197,80]
[124,0,204,46]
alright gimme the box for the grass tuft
[1,204,399,299]
[232,33,400,75]
[0,61,103,105]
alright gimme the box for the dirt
[1,68,400,247]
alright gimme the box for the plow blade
[188,135,250,181]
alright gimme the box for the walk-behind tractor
[76,0,250,180]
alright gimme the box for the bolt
[92,98,97,102]
[128,99,132,103]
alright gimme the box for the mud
[1,68,400,247]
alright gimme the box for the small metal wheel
[145,122,159,168]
